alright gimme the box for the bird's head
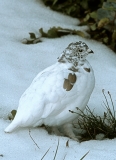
[58,41,94,66]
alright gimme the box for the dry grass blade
[53,138,59,160]
[108,91,115,118]
[41,147,51,160]
[80,151,89,160]
[29,129,40,149]
[102,89,110,108]
[63,154,67,160]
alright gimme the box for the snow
[0,0,116,159]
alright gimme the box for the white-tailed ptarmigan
[5,41,95,141]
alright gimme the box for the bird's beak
[88,49,94,54]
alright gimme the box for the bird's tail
[4,120,20,133]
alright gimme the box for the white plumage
[5,41,95,140]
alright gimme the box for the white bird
[5,41,95,141]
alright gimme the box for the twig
[29,129,40,149]
[41,147,51,160]
[80,151,89,160]
[66,140,69,147]
[53,138,59,160]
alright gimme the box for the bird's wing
[18,63,80,119]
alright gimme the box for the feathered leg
[63,123,81,142]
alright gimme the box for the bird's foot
[51,127,64,136]
[44,126,64,136]
[62,123,82,142]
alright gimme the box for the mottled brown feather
[68,73,76,83]
[84,68,90,72]
[68,67,78,72]
[63,79,73,91]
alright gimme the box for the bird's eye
[79,49,83,52]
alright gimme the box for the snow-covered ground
[1,0,116,159]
